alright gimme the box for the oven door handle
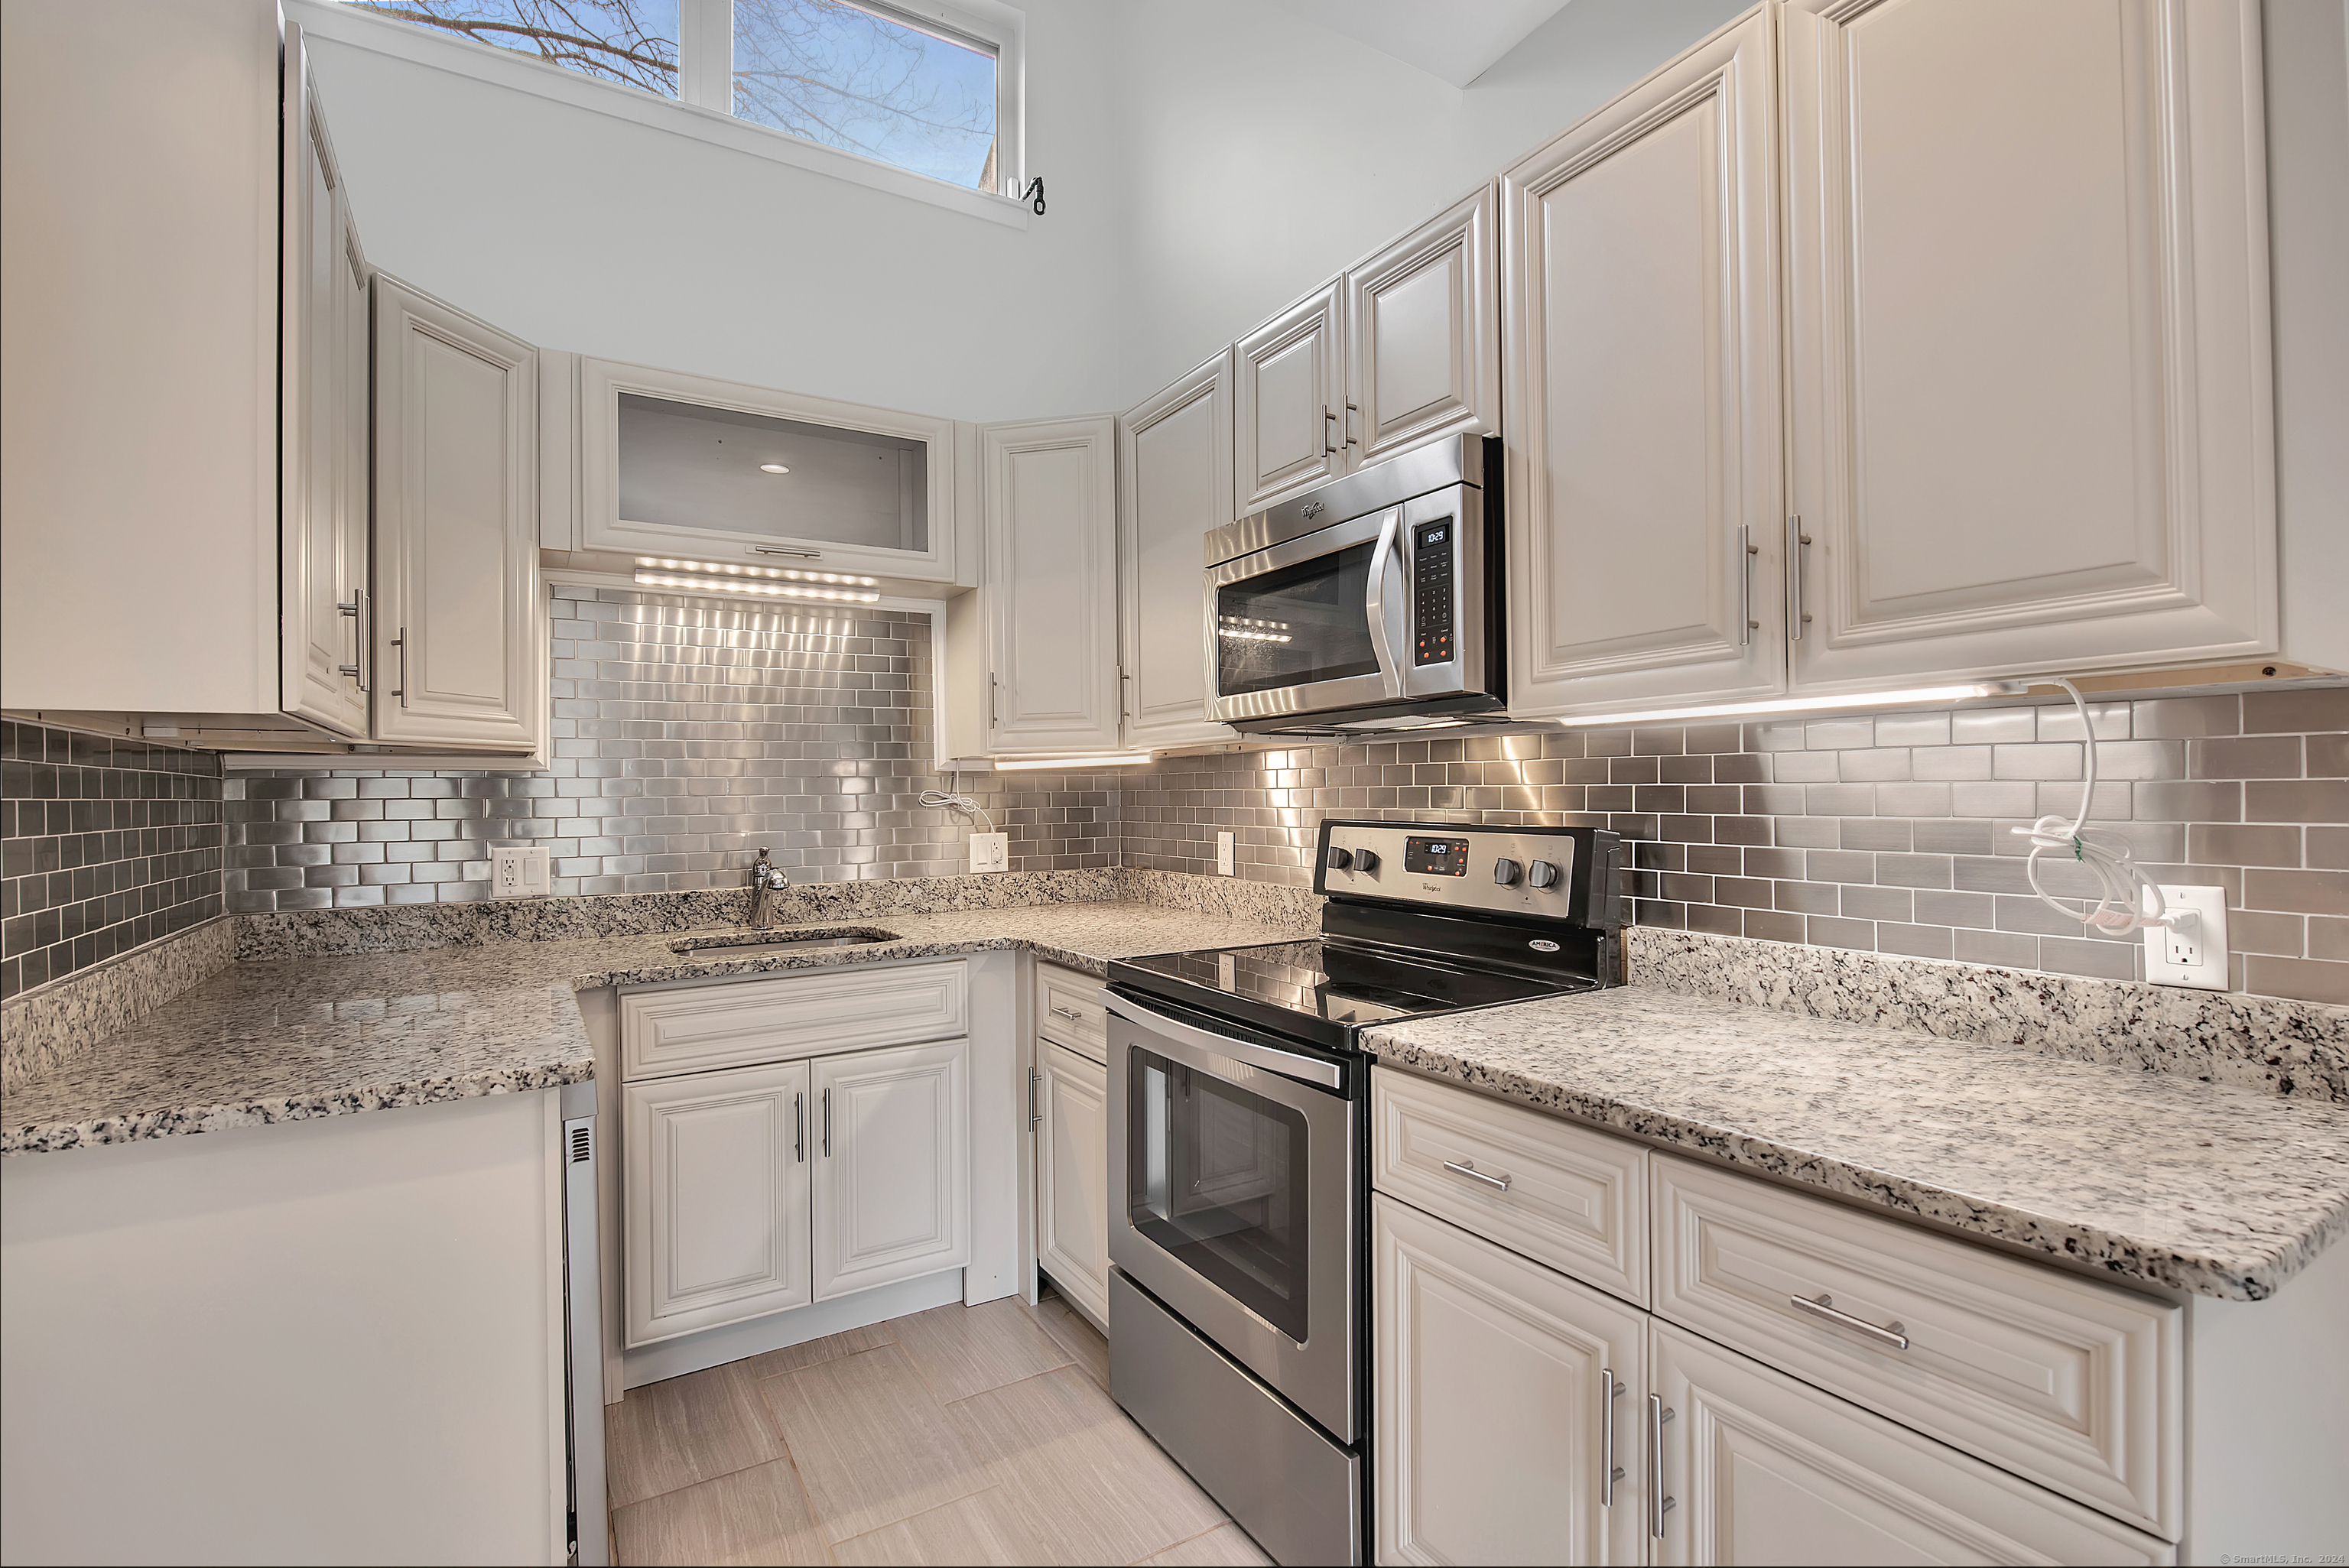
[1102,992,1347,1091]
[1363,506,1408,698]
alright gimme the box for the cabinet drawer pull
[794,1090,804,1164]
[1649,1395,1674,1538]
[1441,1157,1511,1193]
[821,1086,831,1157]
[1789,1291,1909,1350]
[1601,1368,1623,1506]
[751,546,821,560]
[1029,1066,1041,1129]
[1049,1005,1084,1023]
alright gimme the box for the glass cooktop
[1113,938,1593,1047]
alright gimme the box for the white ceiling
[1260,0,1577,88]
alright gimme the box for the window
[347,0,1015,196]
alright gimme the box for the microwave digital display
[1403,836,1470,876]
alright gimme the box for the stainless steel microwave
[1204,434,1504,735]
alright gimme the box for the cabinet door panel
[1234,281,1343,515]
[624,1060,812,1347]
[372,274,541,751]
[1502,9,1785,716]
[983,417,1120,753]
[1782,0,2274,687]
[1653,1323,2172,1566]
[1117,353,1236,750]
[1035,1040,1110,1328]
[814,1037,969,1301]
[1376,1196,1647,1566]
[1348,184,1498,469]
[278,28,369,739]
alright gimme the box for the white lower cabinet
[1035,1038,1110,1327]
[812,1037,970,1302]
[624,1025,969,1346]
[1652,1323,2169,1566]
[1375,1195,1647,1566]
[624,1059,814,1348]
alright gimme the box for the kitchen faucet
[744,848,789,930]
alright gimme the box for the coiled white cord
[2009,677,2175,935]
[920,779,995,835]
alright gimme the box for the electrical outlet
[969,831,1009,875]
[1217,831,1235,876]
[490,845,549,898]
[2145,885,2229,990]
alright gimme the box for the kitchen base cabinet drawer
[1373,1066,1648,1305]
[1654,1323,2172,1566]
[622,961,967,1080]
[1655,1154,2179,1539]
[1035,962,1106,1064]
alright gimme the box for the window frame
[296,0,1028,228]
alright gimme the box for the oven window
[1126,1047,1310,1342]
[1216,541,1379,697]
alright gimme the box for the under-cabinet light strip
[635,556,879,588]
[1550,682,2021,727]
[991,752,1156,771]
[632,570,881,603]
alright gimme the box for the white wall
[294,0,1748,426]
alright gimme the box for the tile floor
[604,1286,1272,1566]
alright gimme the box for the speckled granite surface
[1366,987,2349,1301]
[0,920,239,1092]
[1628,927,2349,1105]
[2,901,1314,1156]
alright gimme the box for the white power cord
[2009,677,2177,935]
[920,776,995,835]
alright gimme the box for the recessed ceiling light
[759,463,791,474]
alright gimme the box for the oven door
[1105,992,1358,1443]
[1205,488,1480,726]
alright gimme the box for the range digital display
[1403,836,1470,876]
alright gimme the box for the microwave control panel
[1412,518,1455,666]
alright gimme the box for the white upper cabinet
[1118,352,1238,751]
[575,358,966,589]
[279,25,371,741]
[981,415,1122,755]
[1780,0,2276,691]
[1502,5,1787,718]
[371,275,544,752]
[1347,183,1499,470]
[1234,281,1346,517]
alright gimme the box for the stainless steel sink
[669,927,899,956]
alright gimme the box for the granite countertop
[1,902,1312,1157]
[1366,987,2349,1302]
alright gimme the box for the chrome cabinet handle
[1050,1005,1084,1023]
[751,545,821,560]
[391,625,407,704]
[1602,1367,1624,1507]
[1029,1066,1041,1129]
[1441,1157,1511,1193]
[794,1090,804,1164]
[1344,400,1361,449]
[821,1087,831,1157]
[336,589,369,690]
[1737,526,1758,647]
[1789,1291,1909,1350]
[1362,507,1406,698]
[1324,410,1340,455]
[1650,1394,1675,1539]
[1788,515,1812,640]
[989,674,999,729]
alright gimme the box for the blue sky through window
[731,1,996,190]
[353,1,681,95]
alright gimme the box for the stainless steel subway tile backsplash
[226,588,1119,911]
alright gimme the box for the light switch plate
[969,831,1009,874]
[2145,885,2228,989]
[491,845,550,898]
[1217,831,1235,876]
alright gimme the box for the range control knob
[1326,846,1354,872]
[1527,859,1561,890]
[1354,848,1380,874]
[1492,856,1522,887]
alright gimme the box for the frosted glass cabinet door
[1779,0,2276,690]
[1375,1196,1649,1566]
[371,274,543,752]
[278,22,369,741]
[1117,352,1237,750]
[1500,8,1787,718]
[576,358,963,586]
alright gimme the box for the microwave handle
[1363,507,1408,697]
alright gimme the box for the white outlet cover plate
[1217,831,1235,876]
[2145,885,2229,990]
[491,845,550,898]
[969,831,1009,874]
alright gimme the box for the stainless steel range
[1103,818,1624,1566]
